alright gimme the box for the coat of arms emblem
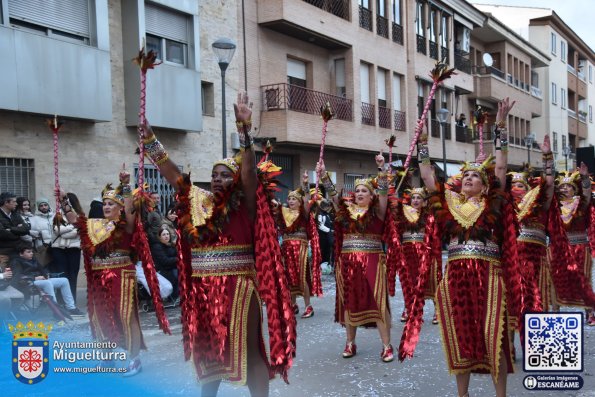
[9,321,52,385]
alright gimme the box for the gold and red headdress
[407,187,427,200]
[102,184,124,206]
[213,157,241,174]
[354,177,375,193]
[507,171,530,190]
[460,155,494,186]
[555,170,581,190]
[287,188,305,203]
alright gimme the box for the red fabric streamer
[383,210,401,297]
[308,213,323,297]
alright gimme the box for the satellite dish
[483,53,494,67]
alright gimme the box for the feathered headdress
[102,184,124,206]
[213,156,241,175]
[287,187,305,202]
[460,155,494,186]
[406,187,427,200]
[555,170,581,190]
[507,171,530,190]
[354,177,375,193]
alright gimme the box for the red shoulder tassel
[307,213,323,296]
[254,183,296,383]
[132,216,171,334]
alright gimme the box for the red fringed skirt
[87,263,146,352]
[335,250,389,328]
[551,243,593,308]
[518,241,548,312]
[436,258,513,379]
[190,274,268,385]
[402,241,440,301]
[282,237,311,297]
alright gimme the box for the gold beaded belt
[91,250,133,270]
[566,231,588,246]
[402,231,425,244]
[283,231,307,242]
[447,239,501,263]
[342,234,383,254]
[191,244,255,277]
[518,225,547,247]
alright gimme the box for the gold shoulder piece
[516,185,541,222]
[445,189,485,229]
[402,204,420,224]
[560,196,580,225]
[87,219,116,246]
[189,185,214,227]
[347,204,369,220]
[281,206,300,227]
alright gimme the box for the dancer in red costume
[60,170,170,377]
[317,152,393,362]
[277,174,322,319]
[393,187,442,324]
[400,98,524,397]
[548,163,595,325]
[140,92,295,397]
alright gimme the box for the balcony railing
[578,111,587,123]
[392,22,403,45]
[376,15,388,38]
[261,83,353,121]
[530,86,542,99]
[378,105,391,128]
[430,119,451,139]
[416,34,426,54]
[568,108,577,118]
[567,64,576,75]
[474,65,506,80]
[359,6,372,31]
[454,53,471,74]
[429,41,439,60]
[302,0,350,21]
[578,71,586,81]
[455,125,473,143]
[441,46,449,64]
[394,110,406,131]
[361,102,375,125]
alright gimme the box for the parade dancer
[548,164,595,325]
[318,152,393,362]
[277,173,322,318]
[393,187,442,324]
[140,92,295,397]
[400,98,524,397]
[60,171,170,376]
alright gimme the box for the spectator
[456,113,467,128]
[11,243,84,316]
[29,197,55,250]
[0,263,25,319]
[52,192,83,303]
[150,225,179,301]
[0,192,30,263]
[317,200,334,269]
[16,197,34,243]
[165,202,178,229]
[88,197,104,219]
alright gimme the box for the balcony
[258,0,351,49]
[429,41,439,60]
[441,46,449,64]
[302,0,350,21]
[454,53,471,74]
[416,34,426,54]
[578,111,587,123]
[392,23,403,45]
[394,110,406,131]
[359,6,372,32]
[472,70,542,116]
[378,105,391,129]
[530,85,542,99]
[376,15,388,38]
[261,83,353,121]
[455,125,473,143]
[430,119,451,140]
[567,64,576,75]
[361,102,375,125]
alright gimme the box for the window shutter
[9,0,90,38]
[360,63,370,103]
[145,3,188,43]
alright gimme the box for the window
[360,63,371,103]
[551,82,557,104]
[377,0,385,17]
[590,65,593,83]
[0,158,34,199]
[561,41,566,62]
[416,1,424,36]
[551,32,556,55]
[553,132,558,153]
[392,0,401,24]
[201,81,214,116]
[561,135,567,152]
[8,0,91,44]
[287,58,307,87]
[429,10,436,43]
[145,3,190,66]
[392,73,402,111]
[344,173,365,192]
[134,164,179,214]
[335,59,346,97]
[417,81,425,117]
[561,88,566,109]
[440,14,448,47]
[590,105,593,123]
[377,68,387,107]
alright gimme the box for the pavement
[6,272,595,397]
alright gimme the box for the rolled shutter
[9,0,90,38]
[145,3,188,43]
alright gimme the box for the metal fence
[361,102,375,126]
[376,15,388,38]
[303,0,350,20]
[134,164,179,214]
[0,158,34,199]
[392,23,403,45]
[359,6,372,31]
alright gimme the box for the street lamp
[562,145,572,171]
[525,132,535,165]
[212,38,237,158]
[437,108,450,181]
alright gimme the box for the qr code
[524,312,582,371]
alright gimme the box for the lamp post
[437,108,450,181]
[212,38,237,158]
[525,132,535,165]
[562,145,572,171]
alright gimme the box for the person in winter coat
[16,197,34,243]
[29,198,55,250]
[149,225,178,300]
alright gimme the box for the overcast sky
[469,0,595,52]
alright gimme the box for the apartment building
[0,0,241,209]
[474,4,595,171]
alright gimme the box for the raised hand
[316,160,326,175]
[302,171,309,185]
[579,162,589,176]
[496,97,516,123]
[119,163,131,184]
[139,122,154,140]
[539,134,552,154]
[234,91,253,125]
[375,150,385,169]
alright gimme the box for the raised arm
[540,134,555,211]
[579,162,592,211]
[59,189,79,226]
[139,123,182,189]
[316,161,339,211]
[302,171,311,214]
[375,151,388,220]
[234,92,258,221]
[494,97,515,188]
[119,170,135,234]
[417,134,437,193]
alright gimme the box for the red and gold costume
[547,172,595,309]
[176,167,295,385]
[334,199,389,328]
[278,199,322,298]
[510,173,550,311]
[393,189,442,315]
[399,159,524,382]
